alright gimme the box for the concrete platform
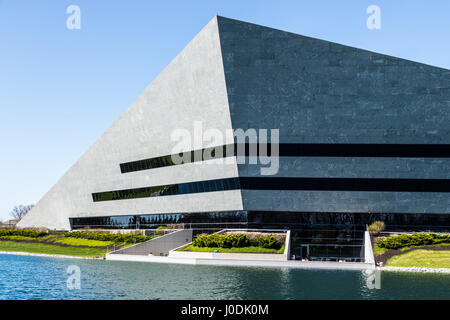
[105,253,374,270]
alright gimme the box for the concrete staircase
[108,229,193,256]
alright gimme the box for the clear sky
[0,0,449,221]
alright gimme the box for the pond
[0,254,449,300]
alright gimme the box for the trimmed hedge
[64,231,150,243]
[255,234,279,249]
[192,233,282,249]
[378,233,450,250]
[0,229,47,238]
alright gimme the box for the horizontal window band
[275,144,450,158]
[120,145,235,174]
[92,177,241,202]
[239,177,450,193]
[92,177,450,202]
[70,211,450,231]
[120,144,450,174]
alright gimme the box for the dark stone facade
[217,16,450,215]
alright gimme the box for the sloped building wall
[18,17,243,230]
[18,16,450,230]
[217,16,450,214]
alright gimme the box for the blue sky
[0,0,449,221]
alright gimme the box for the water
[0,254,449,300]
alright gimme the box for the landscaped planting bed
[178,232,286,254]
[372,232,450,268]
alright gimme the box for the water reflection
[0,254,449,300]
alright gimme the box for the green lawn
[177,244,285,254]
[0,234,115,247]
[0,240,108,257]
[54,237,115,247]
[386,249,450,269]
[0,235,37,241]
[373,244,388,256]
[0,231,150,257]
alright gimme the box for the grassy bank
[0,234,116,247]
[386,250,450,269]
[178,243,285,254]
[0,230,149,258]
[0,240,108,257]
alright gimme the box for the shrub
[378,233,450,250]
[368,221,385,234]
[156,225,167,236]
[0,229,47,238]
[64,231,150,243]
[222,234,251,248]
[192,233,282,249]
[255,234,279,249]
[193,234,225,248]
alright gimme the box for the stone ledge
[380,266,450,273]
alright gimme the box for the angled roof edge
[216,15,449,72]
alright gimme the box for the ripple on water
[0,254,449,300]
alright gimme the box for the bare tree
[10,204,34,221]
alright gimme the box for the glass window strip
[92,177,450,202]
[119,143,450,174]
[69,211,450,231]
[92,178,240,202]
[120,144,236,174]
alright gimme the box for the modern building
[18,16,449,259]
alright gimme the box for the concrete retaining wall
[111,229,193,256]
[285,230,291,258]
[169,250,288,261]
[106,253,374,270]
[364,231,375,265]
